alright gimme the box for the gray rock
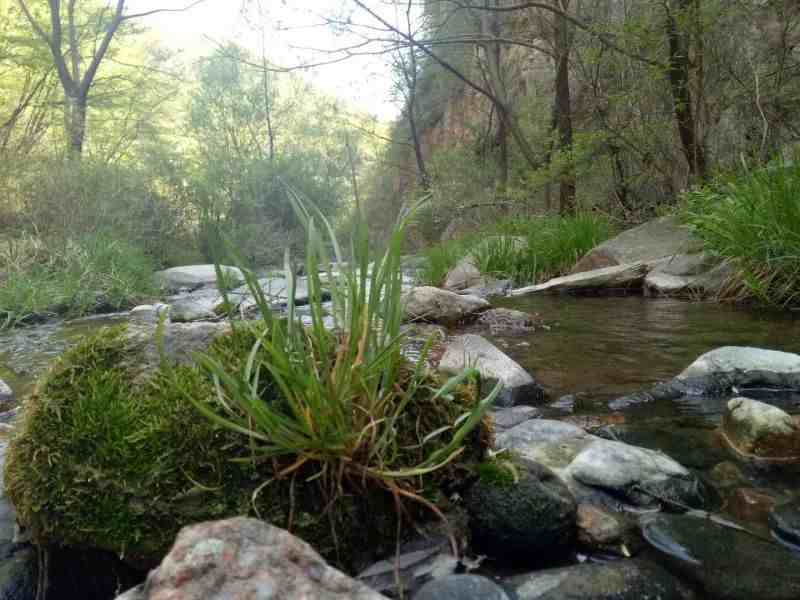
[677,346,800,393]
[644,271,693,296]
[0,442,17,544]
[722,397,800,459]
[438,334,543,407]
[496,420,705,509]
[477,308,539,334]
[459,279,513,299]
[465,460,576,563]
[641,512,800,600]
[491,406,540,431]
[129,303,171,324]
[402,287,489,325]
[654,252,716,276]
[509,560,694,600]
[510,263,649,297]
[0,543,38,600]
[572,216,701,273]
[155,265,243,293]
[444,258,483,291]
[0,380,13,411]
[169,296,219,323]
[415,575,511,600]
[358,540,457,597]
[114,517,384,600]
[770,501,800,549]
[645,254,734,298]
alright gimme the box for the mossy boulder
[4,323,488,572]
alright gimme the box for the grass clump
[0,233,156,327]
[682,158,800,307]
[418,214,612,287]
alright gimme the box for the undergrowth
[419,214,612,286]
[682,158,800,307]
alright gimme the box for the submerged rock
[509,559,695,600]
[465,459,576,564]
[641,512,800,599]
[571,216,701,273]
[438,334,543,407]
[154,265,243,293]
[510,263,649,297]
[495,419,705,510]
[477,308,540,334]
[115,517,384,600]
[722,397,800,459]
[402,287,489,325]
[575,503,631,556]
[769,501,800,549]
[415,575,511,600]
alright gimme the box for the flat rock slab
[155,265,243,293]
[495,419,704,509]
[115,517,384,600]
[509,559,694,600]
[438,334,543,407]
[641,512,800,600]
[510,263,649,297]
[572,216,701,273]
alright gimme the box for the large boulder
[495,419,705,510]
[572,216,701,273]
[510,263,649,297]
[402,287,489,325]
[769,501,800,549]
[465,459,576,564]
[509,560,694,600]
[115,517,385,600]
[641,512,800,599]
[154,265,243,293]
[721,397,800,459]
[644,254,734,298]
[438,334,543,407]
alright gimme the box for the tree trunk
[665,0,707,181]
[553,0,576,214]
[66,93,87,157]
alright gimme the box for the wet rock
[491,406,540,431]
[641,512,800,599]
[0,380,13,412]
[154,265,243,293]
[402,287,489,325]
[114,517,384,600]
[444,259,483,291]
[708,461,748,489]
[496,420,705,510]
[438,334,543,407]
[727,487,778,524]
[169,296,218,323]
[232,277,320,312]
[769,501,800,549]
[465,460,576,564]
[414,575,511,600]
[459,278,513,299]
[509,559,695,600]
[511,263,649,297]
[477,308,540,334]
[0,543,38,600]
[357,539,457,598]
[643,252,728,298]
[576,504,627,554]
[571,216,701,274]
[722,397,800,459]
[677,346,800,395]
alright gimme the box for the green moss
[4,324,487,571]
[476,457,521,488]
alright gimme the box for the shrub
[682,158,800,306]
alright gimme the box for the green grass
[0,233,156,327]
[682,158,800,306]
[418,214,613,287]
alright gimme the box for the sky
[125,0,401,120]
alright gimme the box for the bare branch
[121,0,208,21]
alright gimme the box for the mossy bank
[3,323,489,571]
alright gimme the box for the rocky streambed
[1,216,799,599]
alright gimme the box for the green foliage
[191,191,498,548]
[418,214,612,287]
[682,158,800,306]
[0,233,156,326]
